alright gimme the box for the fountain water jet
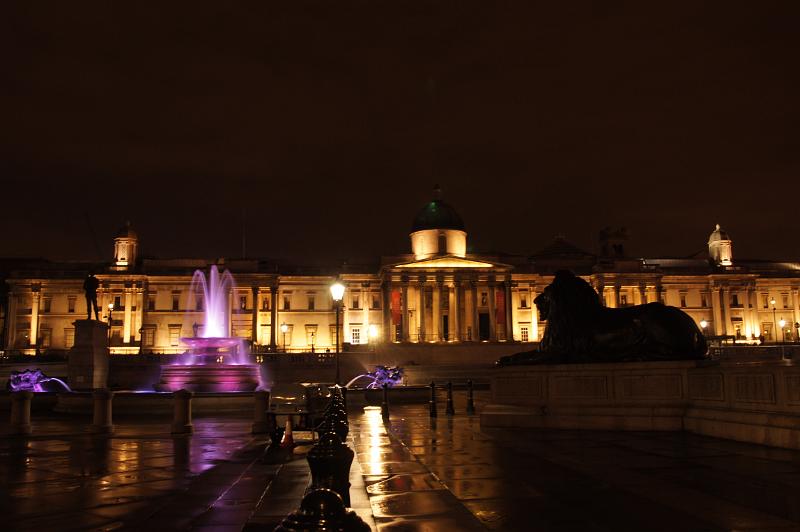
[155,265,261,392]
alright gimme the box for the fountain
[155,266,261,392]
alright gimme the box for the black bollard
[466,379,476,415]
[446,381,455,416]
[381,383,389,420]
[429,381,438,418]
[306,431,354,507]
[275,488,370,531]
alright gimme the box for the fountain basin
[155,364,260,392]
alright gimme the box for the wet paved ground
[3,392,800,531]
[365,392,800,531]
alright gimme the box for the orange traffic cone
[280,416,294,449]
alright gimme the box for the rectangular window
[762,294,769,309]
[114,295,122,310]
[42,297,52,313]
[171,294,179,312]
[701,293,708,307]
[168,325,181,347]
[520,326,529,342]
[371,293,380,309]
[240,295,247,310]
[680,293,687,308]
[195,295,203,312]
[308,294,315,311]
[731,293,740,307]
[283,294,291,310]
[68,297,76,313]
[143,327,155,347]
[40,328,51,348]
[782,294,790,308]
[64,328,75,348]
[480,292,487,306]
[520,292,528,309]
[262,295,270,311]
[351,294,360,310]
[148,296,156,311]
[351,327,361,345]
[620,294,628,306]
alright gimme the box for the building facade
[2,192,800,356]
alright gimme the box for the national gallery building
[2,191,800,356]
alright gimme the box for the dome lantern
[410,186,467,260]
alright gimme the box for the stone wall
[483,360,800,450]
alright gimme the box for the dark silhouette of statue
[498,270,708,366]
[83,273,100,320]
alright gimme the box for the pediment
[394,256,501,269]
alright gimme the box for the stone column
[792,289,800,338]
[417,276,426,343]
[453,278,461,342]
[227,289,234,337]
[530,284,539,341]
[595,278,605,306]
[270,285,278,348]
[123,290,133,343]
[432,277,442,341]
[401,281,410,342]
[136,284,145,343]
[722,287,733,336]
[711,287,722,336]
[504,280,513,341]
[5,291,17,349]
[638,284,647,305]
[749,288,760,338]
[382,280,392,343]
[251,286,259,345]
[30,286,41,349]
[488,280,497,341]
[361,284,369,342]
[610,285,620,308]
[342,286,350,344]
[470,280,479,341]
[655,283,664,304]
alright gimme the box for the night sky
[2,2,799,264]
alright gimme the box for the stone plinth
[482,359,800,450]
[67,320,110,391]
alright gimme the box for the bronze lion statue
[498,270,707,365]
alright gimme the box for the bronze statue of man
[83,273,100,320]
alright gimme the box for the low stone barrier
[482,360,800,450]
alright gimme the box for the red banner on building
[391,291,402,325]
[496,290,506,327]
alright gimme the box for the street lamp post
[779,318,787,358]
[280,323,288,352]
[700,319,708,335]
[330,282,345,385]
[771,298,778,344]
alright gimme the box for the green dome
[411,199,465,232]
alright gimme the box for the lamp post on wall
[779,318,787,359]
[280,323,288,352]
[700,319,708,335]
[330,282,345,385]
[771,298,778,343]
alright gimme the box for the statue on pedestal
[498,270,708,366]
[83,273,100,321]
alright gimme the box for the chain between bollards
[466,379,476,415]
[446,381,455,416]
[429,381,437,418]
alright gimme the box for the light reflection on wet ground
[351,390,800,531]
[0,416,255,531]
